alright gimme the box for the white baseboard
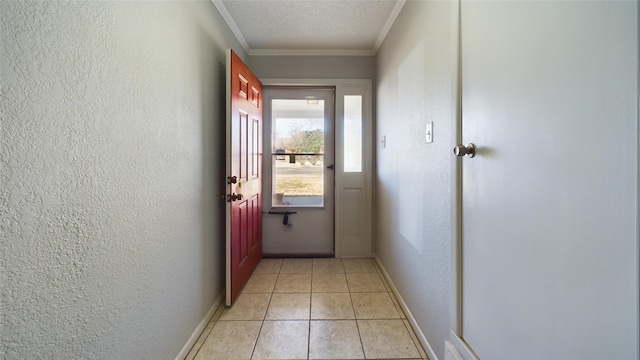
[175,293,224,360]
[374,255,438,360]
[448,329,480,360]
[445,340,465,360]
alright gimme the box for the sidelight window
[344,95,363,173]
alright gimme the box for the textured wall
[375,1,457,359]
[0,1,244,358]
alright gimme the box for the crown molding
[373,0,406,54]
[212,0,251,53]
[248,48,375,57]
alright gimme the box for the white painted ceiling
[213,0,406,56]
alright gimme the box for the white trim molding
[248,48,375,57]
[372,0,406,53]
[211,0,251,52]
[175,294,224,360]
[448,330,480,360]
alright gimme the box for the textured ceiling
[213,0,406,56]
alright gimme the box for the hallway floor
[186,258,428,360]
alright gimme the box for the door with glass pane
[262,88,335,255]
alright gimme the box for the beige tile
[220,293,271,320]
[309,320,364,359]
[211,303,226,322]
[266,293,311,320]
[368,263,392,291]
[187,303,227,359]
[372,263,396,292]
[312,273,349,293]
[274,273,312,293]
[280,258,313,273]
[357,320,421,359]
[312,258,344,274]
[342,258,377,273]
[372,259,383,274]
[311,293,355,320]
[243,274,278,293]
[185,317,216,360]
[403,319,428,359]
[346,273,387,292]
[389,292,407,319]
[252,321,309,359]
[351,292,400,319]
[379,273,393,292]
[254,258,283,274]
[195,320,261,360]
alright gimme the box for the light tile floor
[186,258,428,360]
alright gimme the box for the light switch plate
[425,122,433,143]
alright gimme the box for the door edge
[224,49,232,306]
[450,0,463,337]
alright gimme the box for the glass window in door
[271,99,326,207]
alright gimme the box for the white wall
[248,55,375,80]
[0,2,244,358]
[375,1,458,359]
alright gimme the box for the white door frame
[262,78,373,258]
[262,87,336,255]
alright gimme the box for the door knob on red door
[453,143,476,158]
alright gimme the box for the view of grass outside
[274,158,324,196]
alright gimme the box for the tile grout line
[401,319,427,360]
[187,304,221,360]
[346,262,369,360]
[248,262,279,360]
[371,259,425,359]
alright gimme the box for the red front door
[226,50,262,306]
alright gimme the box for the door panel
[262,88,335,255]
[460,1,638,359]
[226,50,262,306]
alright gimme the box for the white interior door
[262,88,335,255]
[458,1,638,359]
